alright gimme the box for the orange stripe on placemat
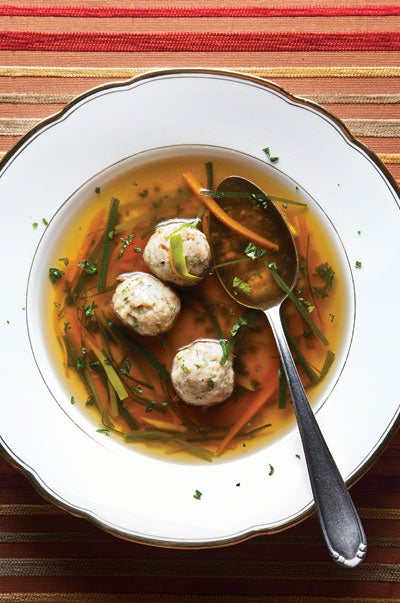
[1,31,400,52]
[2,117,399,138]
[1,5,400,18]
[2,65,399,78]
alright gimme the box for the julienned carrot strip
[182,172,279,253]
[215,362,279,456]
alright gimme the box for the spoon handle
[265,305,367,568]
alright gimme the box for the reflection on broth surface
[47,151,346,463]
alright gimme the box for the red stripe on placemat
[1,5,400,18]
[1,31,400,52]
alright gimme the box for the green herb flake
[263,147,279,162]
[117,233,135,259]
[268,463,275,476]
[244,242,268,260]
[78,259,98,275]
[207,379,215,389]
[96,428,110,436]
[70,396,76,405]
[193,489,203,500]
[49,267,65,283]
[313,262,335,299]
[232,276,251,294]
[355,260,362,269]
[42,217,49,226]
[230,315,249,337]
[32,222,39,229]
[295,454,301,459]
[95,186,101,194]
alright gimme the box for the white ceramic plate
[0,69,399,547]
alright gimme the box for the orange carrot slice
[215,357,280,456]
[183,172,279,253]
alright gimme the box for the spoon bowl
[207,176,367,568]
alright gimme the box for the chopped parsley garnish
[83,302,97,324]
[42,217,49,226]
[193,489,203,500]
[268,463,275,476]
[117,234,135,259]
[207,379,215,389]
[232,276,251,294]
[49,267,65,283]
[244,242,268,260]
[263,147,279,162]
[32,222,38,229]
[78,260,98,275]
[355,260,362,269]
[230,315,249,337]
[119,359,131,377]
[96,428,110,436]
[312,262,335,298]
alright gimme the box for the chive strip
[124,430,176,442]
[281,318,319,382]
[200,300,230,365]
[88,339,129,400]
[118,401,140,431]
[268,264,329,346]
[170,438,214,462]
[242,423,272,437]
[208,256,253,272]
[203,189,307,207]
[82,366,106,416]
[107,379,119,416]
[319,350,335,380]
[97,197,119,292]
[205,161,214,190]
[108,321,171,382]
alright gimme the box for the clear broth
[47,149,348,463]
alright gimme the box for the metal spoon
[207,176,367,568]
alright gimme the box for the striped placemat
[1,2,399,601]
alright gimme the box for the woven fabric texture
[0,2,399,601]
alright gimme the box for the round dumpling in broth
[112,271,180,336]
[171,339,234,407]
[143,219,211,287]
